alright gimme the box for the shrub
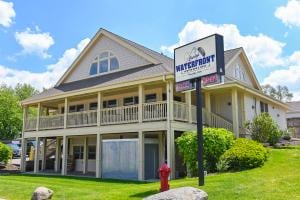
[176,128,235,175]
[220,138,268,171]
[0,142,12,164]
[282,128,294,140]
[245,113,281,145]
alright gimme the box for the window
[88,146,96,159]
[73,146,84,159]
[145,94,157,103]
[123,96,139,106]
[174,96,182,102]
[89,51,119,76]
[89,62,98,75]
[234,64,245,81]
[99,59,109,73]
[103,99,117,108]
[69,104,84,113]
[260,101,268,113]
[89,102,98,110]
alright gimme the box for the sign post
[174,34,225,186]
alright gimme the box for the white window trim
[89,51,120,76]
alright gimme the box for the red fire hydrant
[159,161,171,192]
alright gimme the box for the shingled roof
[22,29,242,104]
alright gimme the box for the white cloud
[0,38,90,90]
[15,26,55,59]
[161,20,285,67]
[0,0,15,27]
[275,0,300,28]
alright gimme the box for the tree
[0,86,22,140]
[262,84,293,102]
[14,83,39,101]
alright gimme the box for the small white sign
[174,34,224,83]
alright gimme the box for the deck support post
[138,84,144,123]
[34,137,40,173]
[138,131,144,181]
[61,135,68,175]
[232,88,239,137]
[41,138,47,171]
[55,137,61,172]
[96,133,102,178]
[83,137,88,174]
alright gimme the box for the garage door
[102,139,138,180]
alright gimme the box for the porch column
[138,131,144,180]
[36,103,41,131]
[97,92,102,126]
[20,138,27,172]
[158,133,164,165]
[205,92,211,125]
[61,135,68,175]
[185,91,192,123]
[64,98,68,129]
[96,133,102,178]
[231,88,239,137]
[55,137,61,172]
[166,81,174,121]
[34,137,40,173]
[138,84,144,123]
[83,137,88,174]
[41,138,47,171]
[166,129,175,179]
[20,106,28,172]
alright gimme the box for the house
[20,28,288,180]
[286,101,300,138]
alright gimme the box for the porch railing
[101,105,138,125]
[24,101,233,132]
[143,101,167,121]
[39,114,64,130]
[67,110,97,127]
[208,111,233,132]
[24,117,37,131]
[173,101,189,122]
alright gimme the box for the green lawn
[0,147,299,200]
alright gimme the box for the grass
[0,147,299,200]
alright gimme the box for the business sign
[202,73,223,86]
[174,34,225,83]
[175,80,195,92]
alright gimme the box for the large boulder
[31,187,53,200]
[144,186,208,200]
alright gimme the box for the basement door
[102,139,138,180]
[144,143,159,180]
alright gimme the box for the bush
[245,113,282,145]
[220,138,268,171]
[0,142,12,164]
[176,128,235,175]
[282,128,294,140]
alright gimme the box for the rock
[31,187,53,200]
[143,186,208,200]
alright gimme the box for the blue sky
[1,0,300,99]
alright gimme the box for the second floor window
[123,96,139,106]
[145,94,157,103]
[89,51,119,76]
[103,99,117,108]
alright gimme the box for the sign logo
[174,34,225,84]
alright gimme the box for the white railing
[173,101,189,122]
[39,114,64,130]
[209,112,233,132]
[67,110,97,127]
[25,117,37,131]
[101,105,138,125]
[143,101,167,121]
